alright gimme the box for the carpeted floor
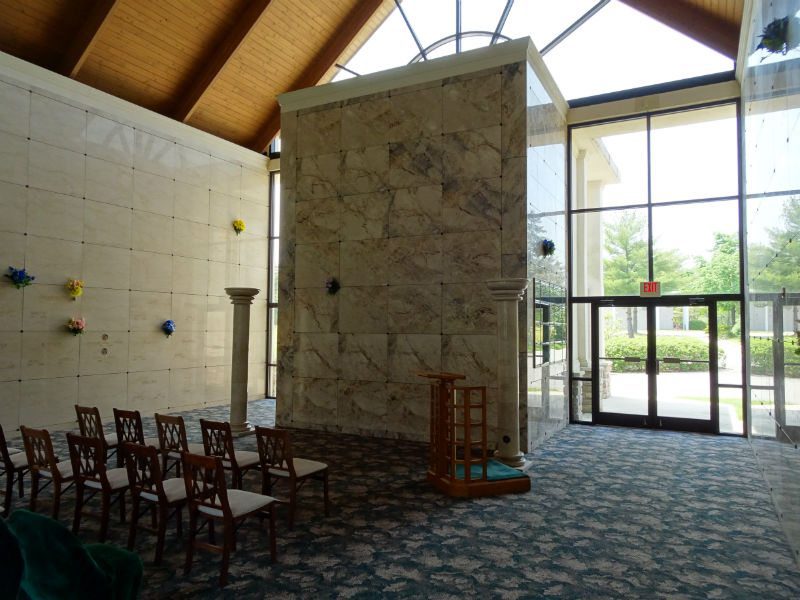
[6,399,800,599]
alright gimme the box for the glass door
[592,299,717,432]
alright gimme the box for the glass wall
[569,103,744,430]
[266,172,280,398]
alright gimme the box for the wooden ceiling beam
[249,0,387,153]
[58,0,121,78]
[173,0,273,123]
[618,0,739,58]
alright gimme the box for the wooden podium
[417,371,530,497]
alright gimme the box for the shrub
[749,337,800,377]
[604,335,723,372]
[689,319,707,331]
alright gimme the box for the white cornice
[0,51,267,170]
[279,37,569,117]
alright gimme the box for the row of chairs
[1,406,330,586]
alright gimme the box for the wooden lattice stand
[417,372,531,497]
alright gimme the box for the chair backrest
[155,413,189,454]
[181,453,230,519]
[113,408,144,446]
[75,405,107,450]
[0,423,14,470]
[66,433,108,490]
[123,442,165,502]
[20,426,61,476]
[255,426,296,477]
[200,420,235,462]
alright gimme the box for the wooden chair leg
[128,495,140,551]
[99,492,111,542]
[208,519,216,545]
[118,489,127,524]
[51,480,62,520]
[3,470,13,515]
[220,522,233,587]
[268,507,277,562]
[154,505,168,566]
[28,472,39,512]
[72,485,84,534]
[288,486,297,530]
[184,509,197,575]
[17,468,25,497]
[175,505,183,537]
[323,471,330,517]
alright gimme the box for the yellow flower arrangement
[232,219,246,235]
[66,278,84,300]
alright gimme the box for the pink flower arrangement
[67,317,86,335]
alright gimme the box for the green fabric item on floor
[454,458,528,481]
[0,514,23,598]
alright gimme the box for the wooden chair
[200,420,261,489]
[154,413,204,476]
[1,424,29,515]
[67,433,129,542]
[123,442,186,565]
[112,408,159,457]
[182,452,277,587]
[255,426,330,529]
[75,405,120,467]
[20,426,74,520]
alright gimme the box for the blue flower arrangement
[162,319,176,337]
[5,266,34,289]
[541,239,556,257]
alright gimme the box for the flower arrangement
[65,278,84,300]
[541,239,556,257]
[162,319,176,337]
[795,320,800,357]
[5,266,34,289]
[756,16,792,57]
[67,317,85,336]
[232,219,246,235]
[325,277,340,295]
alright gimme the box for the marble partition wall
[277,40,567,445]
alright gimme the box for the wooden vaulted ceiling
[0,0,742,154]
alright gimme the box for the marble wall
[278,45,567,446]
[0,62,270,435]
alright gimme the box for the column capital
[225,287,260,305]
[486,278,528,302]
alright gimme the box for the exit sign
[640,281,661,297]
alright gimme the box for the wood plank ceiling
[0,0,742,154]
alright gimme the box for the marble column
[225,287,260,436]
[486,278,528,467]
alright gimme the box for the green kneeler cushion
[0,515,24,597]
[7,510,143,600]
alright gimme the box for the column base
[495,451,526,468]
[230,422,255,437]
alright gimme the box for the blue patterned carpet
[6,399,800,599]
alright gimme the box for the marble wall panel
[0,131,27,186]
[442,283,496,334]
[339,285,387,333]
[295,288,338,333]
[388,184,442,237]
[389,137,443,189]
[297,106,341,158]
[441,231,500,283]
[388,86,443,142]
[338,380,387,433]
[0,181,26,234]
[0,80,29,138]
[297,153,340,200]
[294,333,338,379]
[296,197,339,243]
[443,72,501,133]
[292,377,338,427]
[341,146,390,196]
[386,382,430,440]
[340,239,387,286]
[340,192,389,240]
[387,235,441,285]
[295,242,339,288]
[387,334,441,384]
[442,126,501,183]
[500,62,527,159]
[387,284,441,334]
[339,334,388,382]
[442,334,497,386]
[442,177,501,233]
[341,97,393,150]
